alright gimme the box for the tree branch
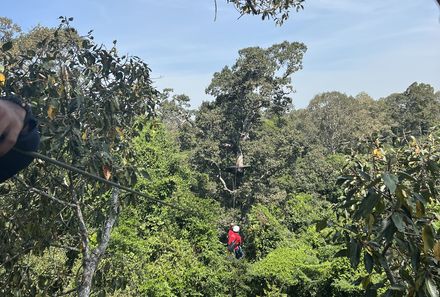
[218,174,236,194]
[14,148,194,215]
[69,176,89,257]
[0,247,33,268]
[50,244,81,252]
[75,200,89,256]
[78,188,120,297]
[246,0,259,14]
[379,242,397,286]
[92,188,120,259]
[207,158,237,194]
[13,176,76,208]
[213,0,218,21]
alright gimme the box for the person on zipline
[228,222,235,241]
[0,95,39,183]
[227,224,244,259]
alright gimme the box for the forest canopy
[1,16,439,297]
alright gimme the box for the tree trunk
[78,257,97,297]
[77,188,120,296]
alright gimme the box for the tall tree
[0,17,21,42]
[307,92,358,153]
[383,82,440,137]
[89,122,234,296]
[190,41,306,209]
[0,18,157,296]
[307,91,388,153]
[156,88,193,135]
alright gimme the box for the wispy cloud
[3,0,439,109]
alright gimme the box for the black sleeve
[0,109,40,183]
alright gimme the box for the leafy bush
[245,204,291,260]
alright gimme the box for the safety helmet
[232,225,240,232]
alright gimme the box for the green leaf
[349,238,361,269]
[425,278,439,297]
[382,172,398,193]
[364,252,374,274]
[334,248,348,257]
[395,185,408,205]
[353,189,380,220]
[422,225,435,253]
[408,241,420,271]
[380,219,397,243]
[365,288,377,297]
[434,241,440,261]
[414,193,427,204]
[416,200,425,218]
[389,284,405,291]
[399,269,414,286]
[395,237,409,251]
[427,159,439,175]
[397,170,416,182]
[391,212,405,232]
[2,41,13,51]
[315,219,327,232]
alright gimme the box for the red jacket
[228,231,242,250]
[228,229,234,240]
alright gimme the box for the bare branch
[207,157,237,194]
[218,174,236,194]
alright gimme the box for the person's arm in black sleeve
[0,96,39,183]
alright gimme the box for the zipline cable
[12,148,196,216]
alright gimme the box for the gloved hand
[0,99,26,156]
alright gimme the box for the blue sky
[2,0,440,108]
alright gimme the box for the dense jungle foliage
[0,17,439,297]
